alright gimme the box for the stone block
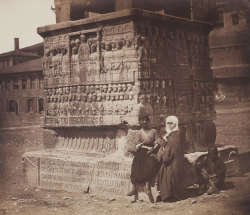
[23,150,132,195]
[225,159,240,176]
[22,156,39,188]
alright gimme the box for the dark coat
[157,130,185,201]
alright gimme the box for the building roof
[0,50,40,58]
[0,42,44,58]
[20,42,43,52]
[0,57,43,75]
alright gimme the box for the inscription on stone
[39,158,131,194]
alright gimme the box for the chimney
[14,38,19,50]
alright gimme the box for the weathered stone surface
[23,145,239,194]
[38,9,215,150]
[23,151,132,195]
[24,8,217,195]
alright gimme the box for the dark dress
[157,130,185,201]
[130,128,160,184]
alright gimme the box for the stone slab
[22,145,239,195]
[23,151,132,195]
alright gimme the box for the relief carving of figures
[149,26,159,59]
[81,93,87,115]
[56,48,62,76]
[177,31,188,65]
[49,49,57,77]
[158,28,167,65]
[136,37,149,78]
[154,95,161,114]
[85,94,93,115]
[104,94,113,115]
[97,93,104,115]
[61,97,68,117]
[78,34,90,81]
[137,36,149,62]
[101,42,112,74]
[89,42,99,82]
[162,96,168,113]
[199,35,209,66]
[115,40,124,58]
[167,30,176,65]
[78,34,90,62]
[71,46,80,83]
[134,95,148,118]
[91,93,98,115]
[145,94,153,115]
[193,36,200,67]
[110,42,124,82]
[43,49,51,78]
[61,48,69,80]
[193,81,199,111]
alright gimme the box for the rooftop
[0,57,43,75]
[0,42,43,58]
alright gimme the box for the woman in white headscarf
[156,115,185,202]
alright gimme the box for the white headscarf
[163,115,179,141]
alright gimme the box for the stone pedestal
[23,151,132,194]
[23,9,220,195]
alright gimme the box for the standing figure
[157,116,185,202]
[43,49,51,78]
[127,115,160,203]
[61,48,69,78]
[71,46,80,83]
[78,34,90,81]
[78,34,90,62]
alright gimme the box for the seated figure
[195,146,226,195]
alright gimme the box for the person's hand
[147,150,152,155]
[209,174,216,179]
[136,143,142,149]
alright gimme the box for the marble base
[22,145,239,195]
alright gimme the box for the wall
[0,71,44,127]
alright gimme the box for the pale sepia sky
[0,0,55,54]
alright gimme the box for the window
[38,98,44,113]
[22,79,27,89]
[30,76,36,89]
[1,81,6,91]
[38,75,43,88]
[232,13,239,25]
[14,79,19,90]
[27,99,34,112]
[10,100,15,112]
[6,80,10,90]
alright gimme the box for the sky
[0,0,55,54]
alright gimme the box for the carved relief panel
[41,15,214,129]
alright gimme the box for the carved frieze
[41,14,214,129]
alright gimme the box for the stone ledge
[38,8,212,37]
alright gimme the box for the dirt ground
[0,172,249,215]
[0,103,250,215]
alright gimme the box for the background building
[210,0,250,102]
[0,39,44,127]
